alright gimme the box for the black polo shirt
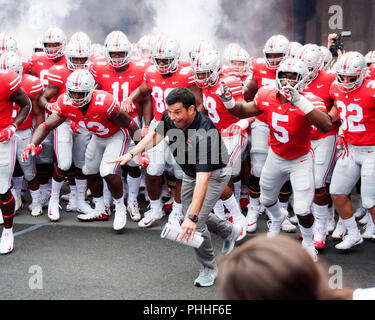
[155,111,229,177]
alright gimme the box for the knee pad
[362,197,375,210]
[314,187,329,203]
[294,201,311,217]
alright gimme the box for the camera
[329,31,351,57]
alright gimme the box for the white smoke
[148,0,223,58]
[0,0,81,57]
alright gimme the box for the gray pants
[181,166,233,269]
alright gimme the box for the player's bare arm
[243,77,258,101]
[108,103,141,142]
[128,81,151,104]
[31,112,66,146]
[31,92,45,128]
[10,87,31,127]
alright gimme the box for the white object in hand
[161,223,204,248]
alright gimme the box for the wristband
[224,97,236,110]
[294,95,314,114]
[11,123,18,130]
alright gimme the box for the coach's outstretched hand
[107,152,133,166]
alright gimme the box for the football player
[90,31,147,222]
[193,49,248,240]
[329,51,375,249]
[38,37,93,221]
[30,27,68,208]
[219,57,332,261]
[296,44,338,249]
[0,65,31,254]
[243,34,296,233]
[23,69,141,232]
[0,51,45,217]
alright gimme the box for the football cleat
[0,230,14,255]
[127,199,141,222]
[77,207,110,222]
[113,206,127,232]
[29,201,43,217]
[246,204,259,233]
[138,208,164,228]
[335,233,363,250]
[47,198,60,222]
[331,218,346,239]
[302,242,318,262]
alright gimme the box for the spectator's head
[217,235,352,300]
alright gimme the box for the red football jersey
[250,58,277,123]
[330,78,375,146]
[304,70,338,140]
[30,52,66,89]
[55,90,121,138]
[254,87,325,159]
[89,59,145,118]
[144,63,195,121]
[0,69,22,130]
[202,74,243,132]
[12,75,43,130]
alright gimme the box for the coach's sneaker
[138,207,164,228]
[335,233,363,250]
[127,199,141,222]
[221,224,242,255]
[29,201,43,217]
[354,205,367,220]
[302,242,318,262]
[0,228,14,255]
[66,192,78,212]
[76,201,94,215]
[332,218,346,239]
[194,265,218,287]
[47,198,60,222]
[113,206,127,232]
[168,206,184,226]
[358,211,369,226]
[362,216,375,240]
[280,209,297,233]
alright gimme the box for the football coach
[110,87,241,287]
